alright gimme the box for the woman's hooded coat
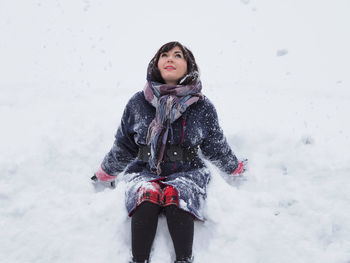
[100,54,239,220]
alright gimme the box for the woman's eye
[160,53,168,57]
[175,54,183,58]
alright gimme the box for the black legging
[131,202,194,261]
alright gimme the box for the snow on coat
[101,91,239,220]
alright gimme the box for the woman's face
[157,46,188,85]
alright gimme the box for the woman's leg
[164,205,194,261]
[131,201,161,261]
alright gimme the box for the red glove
[91,167,116,189]
[232,159,248,176]
[94,167,115,182]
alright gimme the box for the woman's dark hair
[147,41,200,85]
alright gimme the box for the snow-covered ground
[1,1,350,262]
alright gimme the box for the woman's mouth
[165,66,176,71]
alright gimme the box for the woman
[92,41,246,263]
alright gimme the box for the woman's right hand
[91,167,116,189]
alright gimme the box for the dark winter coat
[101,91,239,220]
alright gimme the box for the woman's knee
[162,185,179,206]
[136,182,162,206]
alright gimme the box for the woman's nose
[167,56,174,62]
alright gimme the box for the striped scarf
[143,80,202,175]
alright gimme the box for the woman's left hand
[232,159,248,176]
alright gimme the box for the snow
[1,0,350,262]
[276,49,288,56]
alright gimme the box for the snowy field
[1,0,350,262]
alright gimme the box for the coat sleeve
[100,97,139,176]
[200,99,239,174]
